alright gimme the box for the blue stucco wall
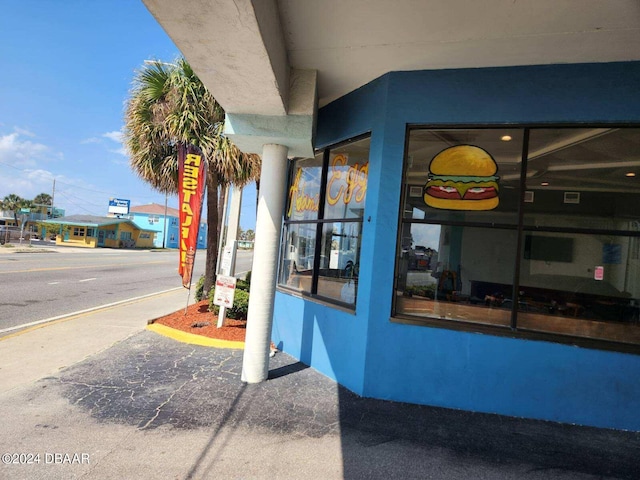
[271,62,640,431]
[130,213,207,249]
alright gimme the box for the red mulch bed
[152,299,247,342]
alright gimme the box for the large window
[278,136,370,309]
[395,127,640,348]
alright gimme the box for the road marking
[0,260,168,274]
[78,277,97,282]
[0,287,183,337]
[48,281,60,285]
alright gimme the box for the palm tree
[32,193,53,217]
[1,194,27,225]
[124,58,260,294]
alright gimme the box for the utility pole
[51,179,56,218]
[162,193,168,248]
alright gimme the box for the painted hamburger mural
[423,145,500,210]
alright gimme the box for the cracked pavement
[57,333,342,436]
[1,331,639,479]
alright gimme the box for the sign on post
[108,198,130,215]
[216,242,238,327]
[220,245,234,275]
[213,275,237,309]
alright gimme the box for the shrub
[194,275,206,301]
[235,270,251,292]
[209,288,250,320]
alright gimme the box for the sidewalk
[1,290,639,479]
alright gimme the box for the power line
[55,190,103,216]
[0,160,172,201]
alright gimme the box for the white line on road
[0,287,183,335]
[48,282,60,285]
[78,277,97,282]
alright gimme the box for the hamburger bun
[424,145,499,211]
[430,145,497,177]
[424,195,499,211]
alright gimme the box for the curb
[146,323,245,349]
[0,288,183,337]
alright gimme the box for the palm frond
[124,56,261,196]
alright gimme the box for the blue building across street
[129,203,207,250]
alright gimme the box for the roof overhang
[143,0,640,155]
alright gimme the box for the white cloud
[14,127,36,138]
[80,137,102,144]
[0,132,49,168]
[0,166,110,216]
[109,146,128,157]
[0,168,56,201]
[102,131,123,143]
[100,131,128,157]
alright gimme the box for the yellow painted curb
[146,323,245,350]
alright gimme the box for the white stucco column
[242,143,289,383]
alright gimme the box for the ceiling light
[626,172,636,177]
[541,182,549,186]
[501,135,512,142]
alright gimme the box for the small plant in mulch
[152,300,247,342]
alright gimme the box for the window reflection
[396,224,516,327]
[279,223,317,294]
[316,222,362,305]
[278,136,370,309]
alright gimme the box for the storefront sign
[178,143,206,289]
[213,275,237,308]
[287,167,319,217]
[326,154,368,206]
[108,198,130,215]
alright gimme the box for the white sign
[220,245,234,275]
[108,198,130,215]
[594,266,604,281]
[213,275,237,308]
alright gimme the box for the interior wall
[460,228,517,293]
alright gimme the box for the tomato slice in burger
[426,186,461,199]
[462,187,497,200]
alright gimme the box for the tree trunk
[217,186,225,243]
[203,171,219,295]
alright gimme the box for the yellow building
[43,215,157,249]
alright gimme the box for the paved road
[0,246,253,334]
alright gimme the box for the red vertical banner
[178,143,206,289]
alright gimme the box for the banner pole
[184,182,207,314]
[184,287,191,315]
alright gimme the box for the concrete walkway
[1,288,639,479]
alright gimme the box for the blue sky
[0,0,257,230]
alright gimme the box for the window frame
[277,133,371,310]
[392,124,640,354]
